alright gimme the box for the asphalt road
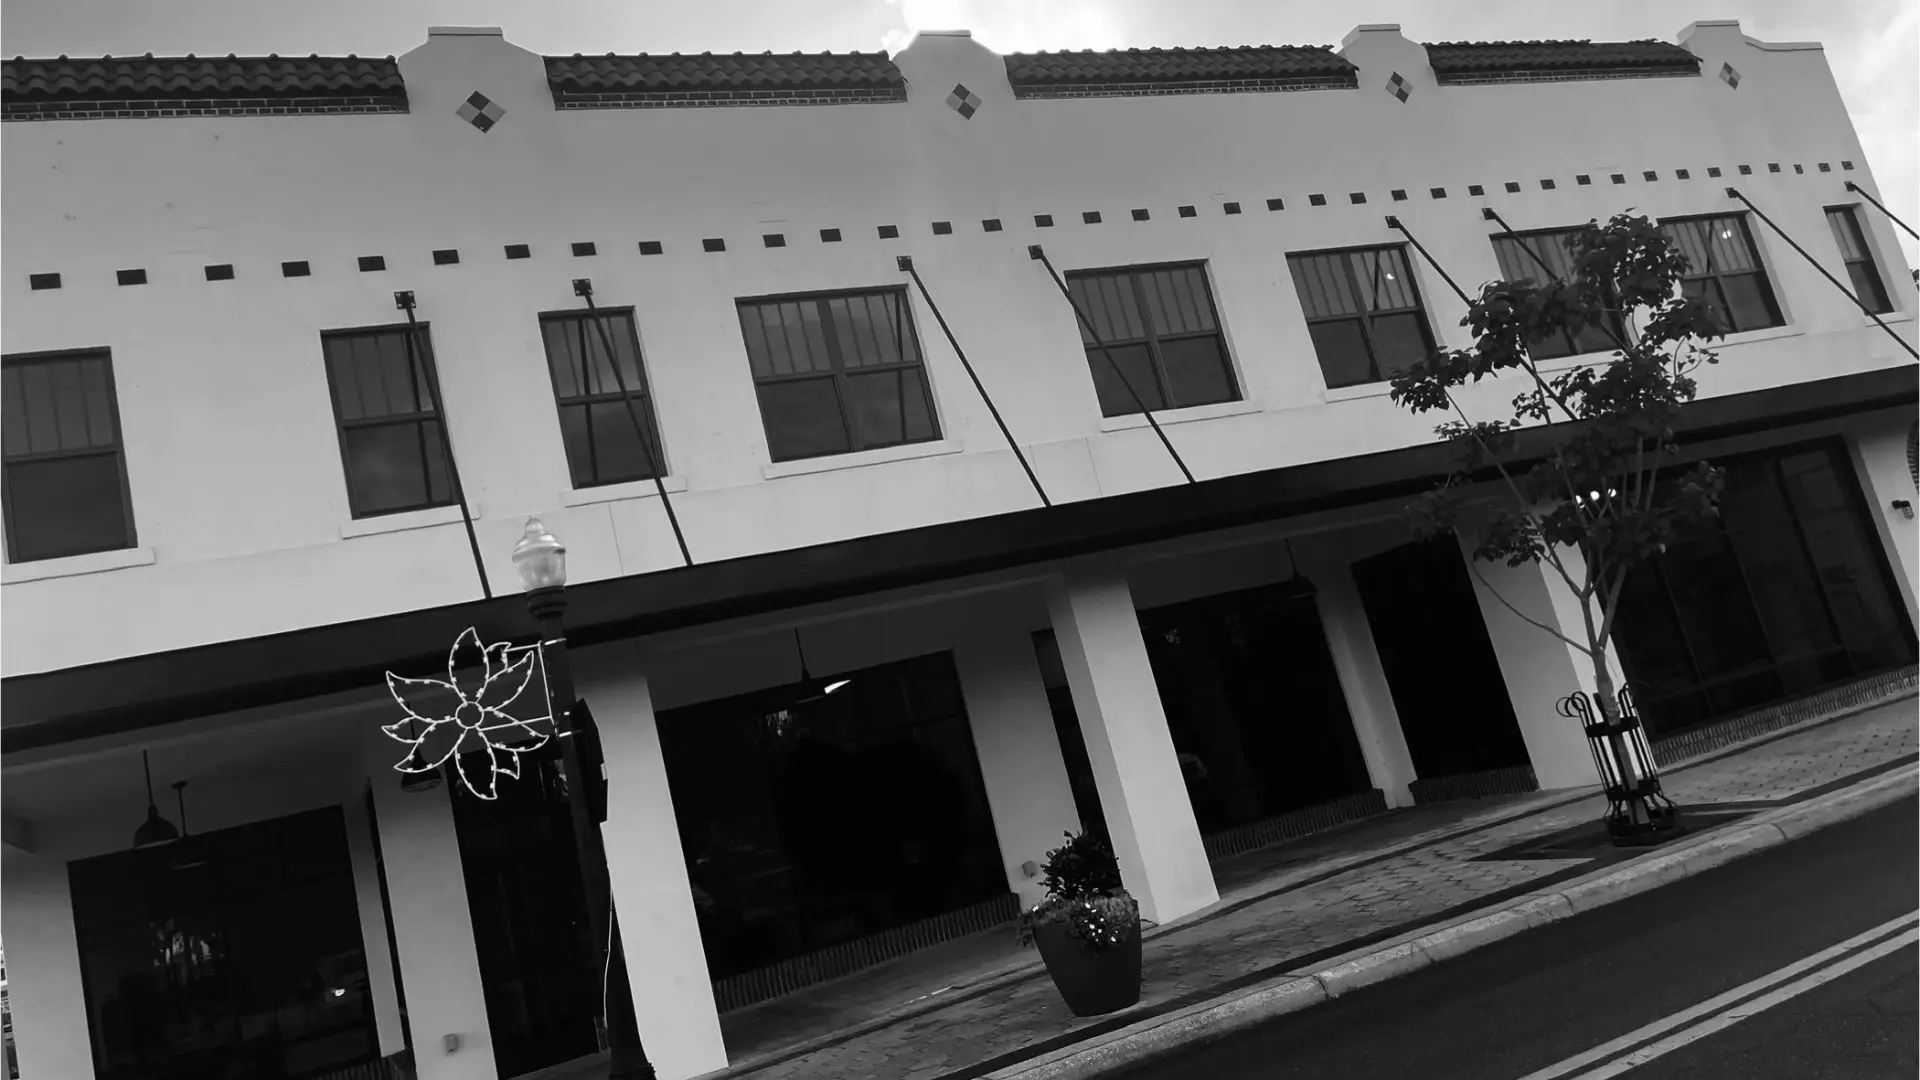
[1116,796,1919,1080]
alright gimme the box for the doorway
[1351,536,1531,783]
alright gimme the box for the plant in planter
[1017,830,1143,1016]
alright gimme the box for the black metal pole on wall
[530,588,654,1079]
[1845,180,1920,242]
[1027,244,1197,484]
[394,290,494,599]
[1725,188,1918,360]
[572,279,695,567]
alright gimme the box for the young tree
[1389,212,1726,837]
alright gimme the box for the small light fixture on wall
[1893,499,1914,520]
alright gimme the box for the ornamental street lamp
[512,518,654,1080]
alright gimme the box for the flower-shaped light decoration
[383,628,553,799]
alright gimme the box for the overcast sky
[5,0,1914,265]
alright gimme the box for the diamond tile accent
[1033,215,1054,228]
[1385,71,1411,102]
[1266,198,1284,211]
[117,268,147,286]
[639,241,664,255]
[571,242,597,257]
[1739,164,1753,175]
[1178,205,1197,218]
[1818,163,1832,173]
[877,225,899,239]
[456,90,506,133]
[763,233,786,248]
[28,272,60,290]
[1794,163,1804,174]
[1430,187,1447,199]
[1719,62,1740,89]
[1767,163,1782,173]
[982,218,1003,232]
[702,238,726,253]
[1576,174,1592,185]
[1504,181,1521,193]
[1131,208,1150,221]
[1539,179,1555,190]
[1676,169,1691,180]
[1468,184,1485,196]
[1222,202,1241,214]
[1082,210,1101,224]
[1391,189,1408,201]
[1708,167,1723,178]
[433,249,460,265]
[1842,161,1856,171]
[945,82,982,119]
[1610,173,1626,184]
[205,264,234,281]
[282,260,311,277]
[931,221,953,235]
[504,244,532,259]
[1309,193,1327,206]
[358,255,385,272]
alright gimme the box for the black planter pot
[1032,906,1143,1017]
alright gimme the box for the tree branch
[1467,560,1595,657]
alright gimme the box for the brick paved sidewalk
[695,692,1916,1080]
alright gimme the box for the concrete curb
[987,763,1919,1080]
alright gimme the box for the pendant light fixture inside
[1278,538,1317,600]
[170,780,210,871]
[792,629,852,704]
[132,750,181,849]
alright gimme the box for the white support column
[1045,560,1217,925]
[1304,559,1419,807]
[575,646,728,1080]
[1,847,94,1080]
[343,787,406,1057]
[1845,419,1920,625]
[952,617,1084,910]
[368,773,497,1080]
[1461,540,1610,791]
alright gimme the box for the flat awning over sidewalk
[4,366,1912,754]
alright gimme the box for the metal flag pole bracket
[1845,180,1920,242]
[1027,244,1196,484]
[1726,188,1917,360]
[896,254,1051,508]
[394,290,493,599]
[571,278,695,566]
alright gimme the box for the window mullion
[1340,255,1386,382]
[576,318,602,482]
[812,298,862,452]
[1128,274,1176,408]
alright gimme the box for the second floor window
[1490,228,1627,359]
[1661,214,1785,334]
[539,309,666,488]
[736,288,939,463]
[2,349,136,563]
[1065,264,1239,417]
[1287,245,1437,389]
[320,325,455,518]
[1825,206,1894,315]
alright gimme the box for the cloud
[880,0,1131,54]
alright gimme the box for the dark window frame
[1286,243,1440,389]
[1063,260,1242,418]
[536,307,668,489]
[735,285,941,463]
[1823,205,1895,316]
[318,321,458,520]
[1487,226,1632,360]
[1658,213,1786,334]
[1,346,138,564]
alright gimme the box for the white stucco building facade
[2,20,1915,1080]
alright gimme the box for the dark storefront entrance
[1351,537,1532,790]
[67,807,379,1080]
[451,756,599,1078]
[1037,579,1375,842]
[1613,440,1916,736]
[656,652,1008,992]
